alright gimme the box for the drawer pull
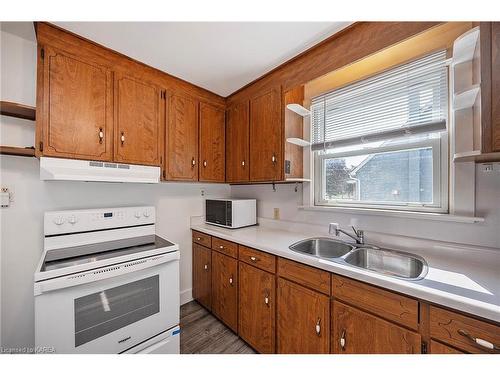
[98,127,104,144]
[203,160,207,167]
[203,264,208,270]
[315,318,321,336]
[340,329,346,350]
[250,256,257,262]
[241,160,245,166]
[458,329,499,351]
[229,276,233,286]
[196,237,201,241]
[219,245,224,249]
[264,293,269,306]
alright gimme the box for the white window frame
[313,133,449,213]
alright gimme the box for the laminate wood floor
[180,301,256,354]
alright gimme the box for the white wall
[231,166,500,249]
[0,28,230,350]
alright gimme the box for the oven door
[206,200,231,227]
[35,255,179,354]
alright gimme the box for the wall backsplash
[231,168,500,249]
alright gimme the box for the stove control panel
[44,206,156,235]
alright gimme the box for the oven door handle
[34,251,179,296]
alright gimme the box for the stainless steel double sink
[289,237,428,280]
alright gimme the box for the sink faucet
[329,223,365,245]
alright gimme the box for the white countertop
[191,219,500,323]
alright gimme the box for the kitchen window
[312,51,449,212]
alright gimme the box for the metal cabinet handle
[264,293,270,307]
[98,127,104,144]
[315,318,321,336]
[458,329,500,351]
[203,160,207,167]
[204,264,208,270]
[196,237,201,241]
[229,276,234,286]
[271,154,276,164]
[241,160,245,167]
[250,256,257,262]
[191,157,196,167]
[219,245,224,249]
[120,132,125,145]
[340,329,346,350]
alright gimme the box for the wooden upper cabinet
[332,301,421,354]
[226,101,250,182]
[277,278,330,354]
[166,93,199,181]
[239,262,276,353]
[38,46,113,161]
[249,87,282,182]
[199,103,225,182]
[212,251,238,332]
[192,243,212,311]
[114,74,163,166]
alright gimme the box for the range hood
[40,157,160,183]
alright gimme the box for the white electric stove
[34,206,180,354]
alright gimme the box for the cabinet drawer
[212,237,238,258]
[192,231,211,248]
[239,245,276,273]
[429,306,500,354]
[332,275,418,331]
[277,258,330,295]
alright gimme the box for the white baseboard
[180,288,193,306]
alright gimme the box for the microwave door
[206,200,230,227]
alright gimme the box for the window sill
[297,205,485,224]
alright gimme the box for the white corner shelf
[286,103,310,117]
[453,150,481,163]
[285,178,311,182]
[453,84,480,111]
[452,26,480,67]
[286,137,311,147]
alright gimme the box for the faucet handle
[329,223,339,235]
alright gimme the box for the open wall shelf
[0,101,36,121]
[454,150,500,163]
[453,84,480,111]
[451,27,480,67]
[286,103,310,117]
[0,146,36,157]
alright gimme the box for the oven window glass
[206,200,230,226]
[74,275,159,347]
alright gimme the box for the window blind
[311,50,448,151]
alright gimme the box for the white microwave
[205,199,257,229]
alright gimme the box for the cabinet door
[226,101,249,182]
[212,251,238,332]
[249,88,282,181]
[430,340,464,354]
[332,301,421,354]
[239,262,275,353]
[40,46,113,160]
[199,102,225,182]
[277,278,329,354]
[192,243,212,310]
[166,93,199,181]
[114,74,163,165]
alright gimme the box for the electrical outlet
[273,207,280,220]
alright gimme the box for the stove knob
[134,212,141,219]
[53,216,65,225]
[68,215,78,225]
[143,211,151,218]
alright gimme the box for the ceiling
[49,22,351,96]
[1,22,351,96]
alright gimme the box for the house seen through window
[312,50,449,212]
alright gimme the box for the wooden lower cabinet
[212,251,238,332]
[277,277,330,354]
[192,243,212,310]
[238,262,276,353]
[332,301,421,354]
[430,340,464,354]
